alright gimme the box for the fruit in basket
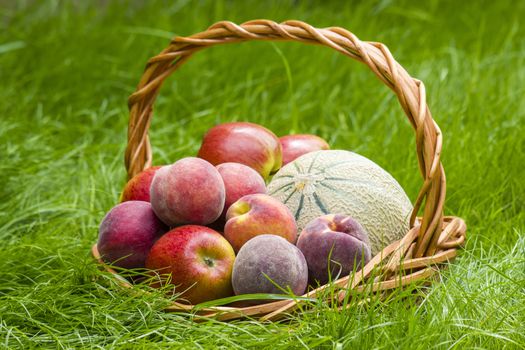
[197,122,282,179]
[145,225,235,304]
[279,134,330,166]
[232,235,308,296]
[297,214,371,284]
[268,150,413,255]
[121,166,163,202]
[224,194,297,252]
[216,162,267,219]
[150,157,225,226]
[98,201,167,269]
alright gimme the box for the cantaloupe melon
[268,150,413,255]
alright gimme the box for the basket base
[91,216,466,322]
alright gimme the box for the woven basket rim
[114,19,467,321]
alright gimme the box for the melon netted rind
[268,150,413,255]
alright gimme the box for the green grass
[1,0,524,348]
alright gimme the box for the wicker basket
[92,20,466,322]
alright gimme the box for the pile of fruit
[97,122,413,304]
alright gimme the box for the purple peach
[232,234,308,296]
[297,214,371,285]
[98,201,167,269]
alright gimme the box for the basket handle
[125,19,445,257]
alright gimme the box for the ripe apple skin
[98,201,168,269]
[216,162,266,219]
[224,193,297,252]
[150,157,225,226]
[145,225,235,304]
[296,214,371,285]
[197,122,282,179]
[279,134,329,166]
[121,166,163,202]
[232,234,308,296]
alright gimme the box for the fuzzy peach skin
[150,157,225,226]
[145,225,235,304]
[216,162,266,219]
[232,234,308,296]
[224,193,297,252]
[297,214,371,285]
[197,122,282,179]
[98,201,168,269]
[279,134,329,166]
[121,166,163,202]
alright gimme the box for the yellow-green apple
[145,225,235,304]
[216,162,266,219]
[279,134,329,166]
[224,193,296,252]
[150,157,225,226]
[232,234,308,295]
[121,166,163,202]
[296,214,371,285]
[98,201,168,269]
[197,122,282,179]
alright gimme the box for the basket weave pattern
[102,20,467,321]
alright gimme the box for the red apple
[121,166,163,202]
[150,157,225,226]
[216,162,266,219]
[197,122,282,179]
[297,214,371,285]
[145,225,235,304]
[98,201,168,269]
[279,134,329,166]
[224,194,297,252]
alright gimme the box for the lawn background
[1,0,524,349]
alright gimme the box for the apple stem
[203,257,214,267]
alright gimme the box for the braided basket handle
[126,19,445,257]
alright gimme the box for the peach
[150,157,225,226]
[216,162,266,219]
[98,201,167,269]
[121,166,163,202]
[232,234,308,296]
[279,134,329,166]
[224,194,297,252]
[145,225,235,304]
[297,214,371,285]
[197,122,282,179]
